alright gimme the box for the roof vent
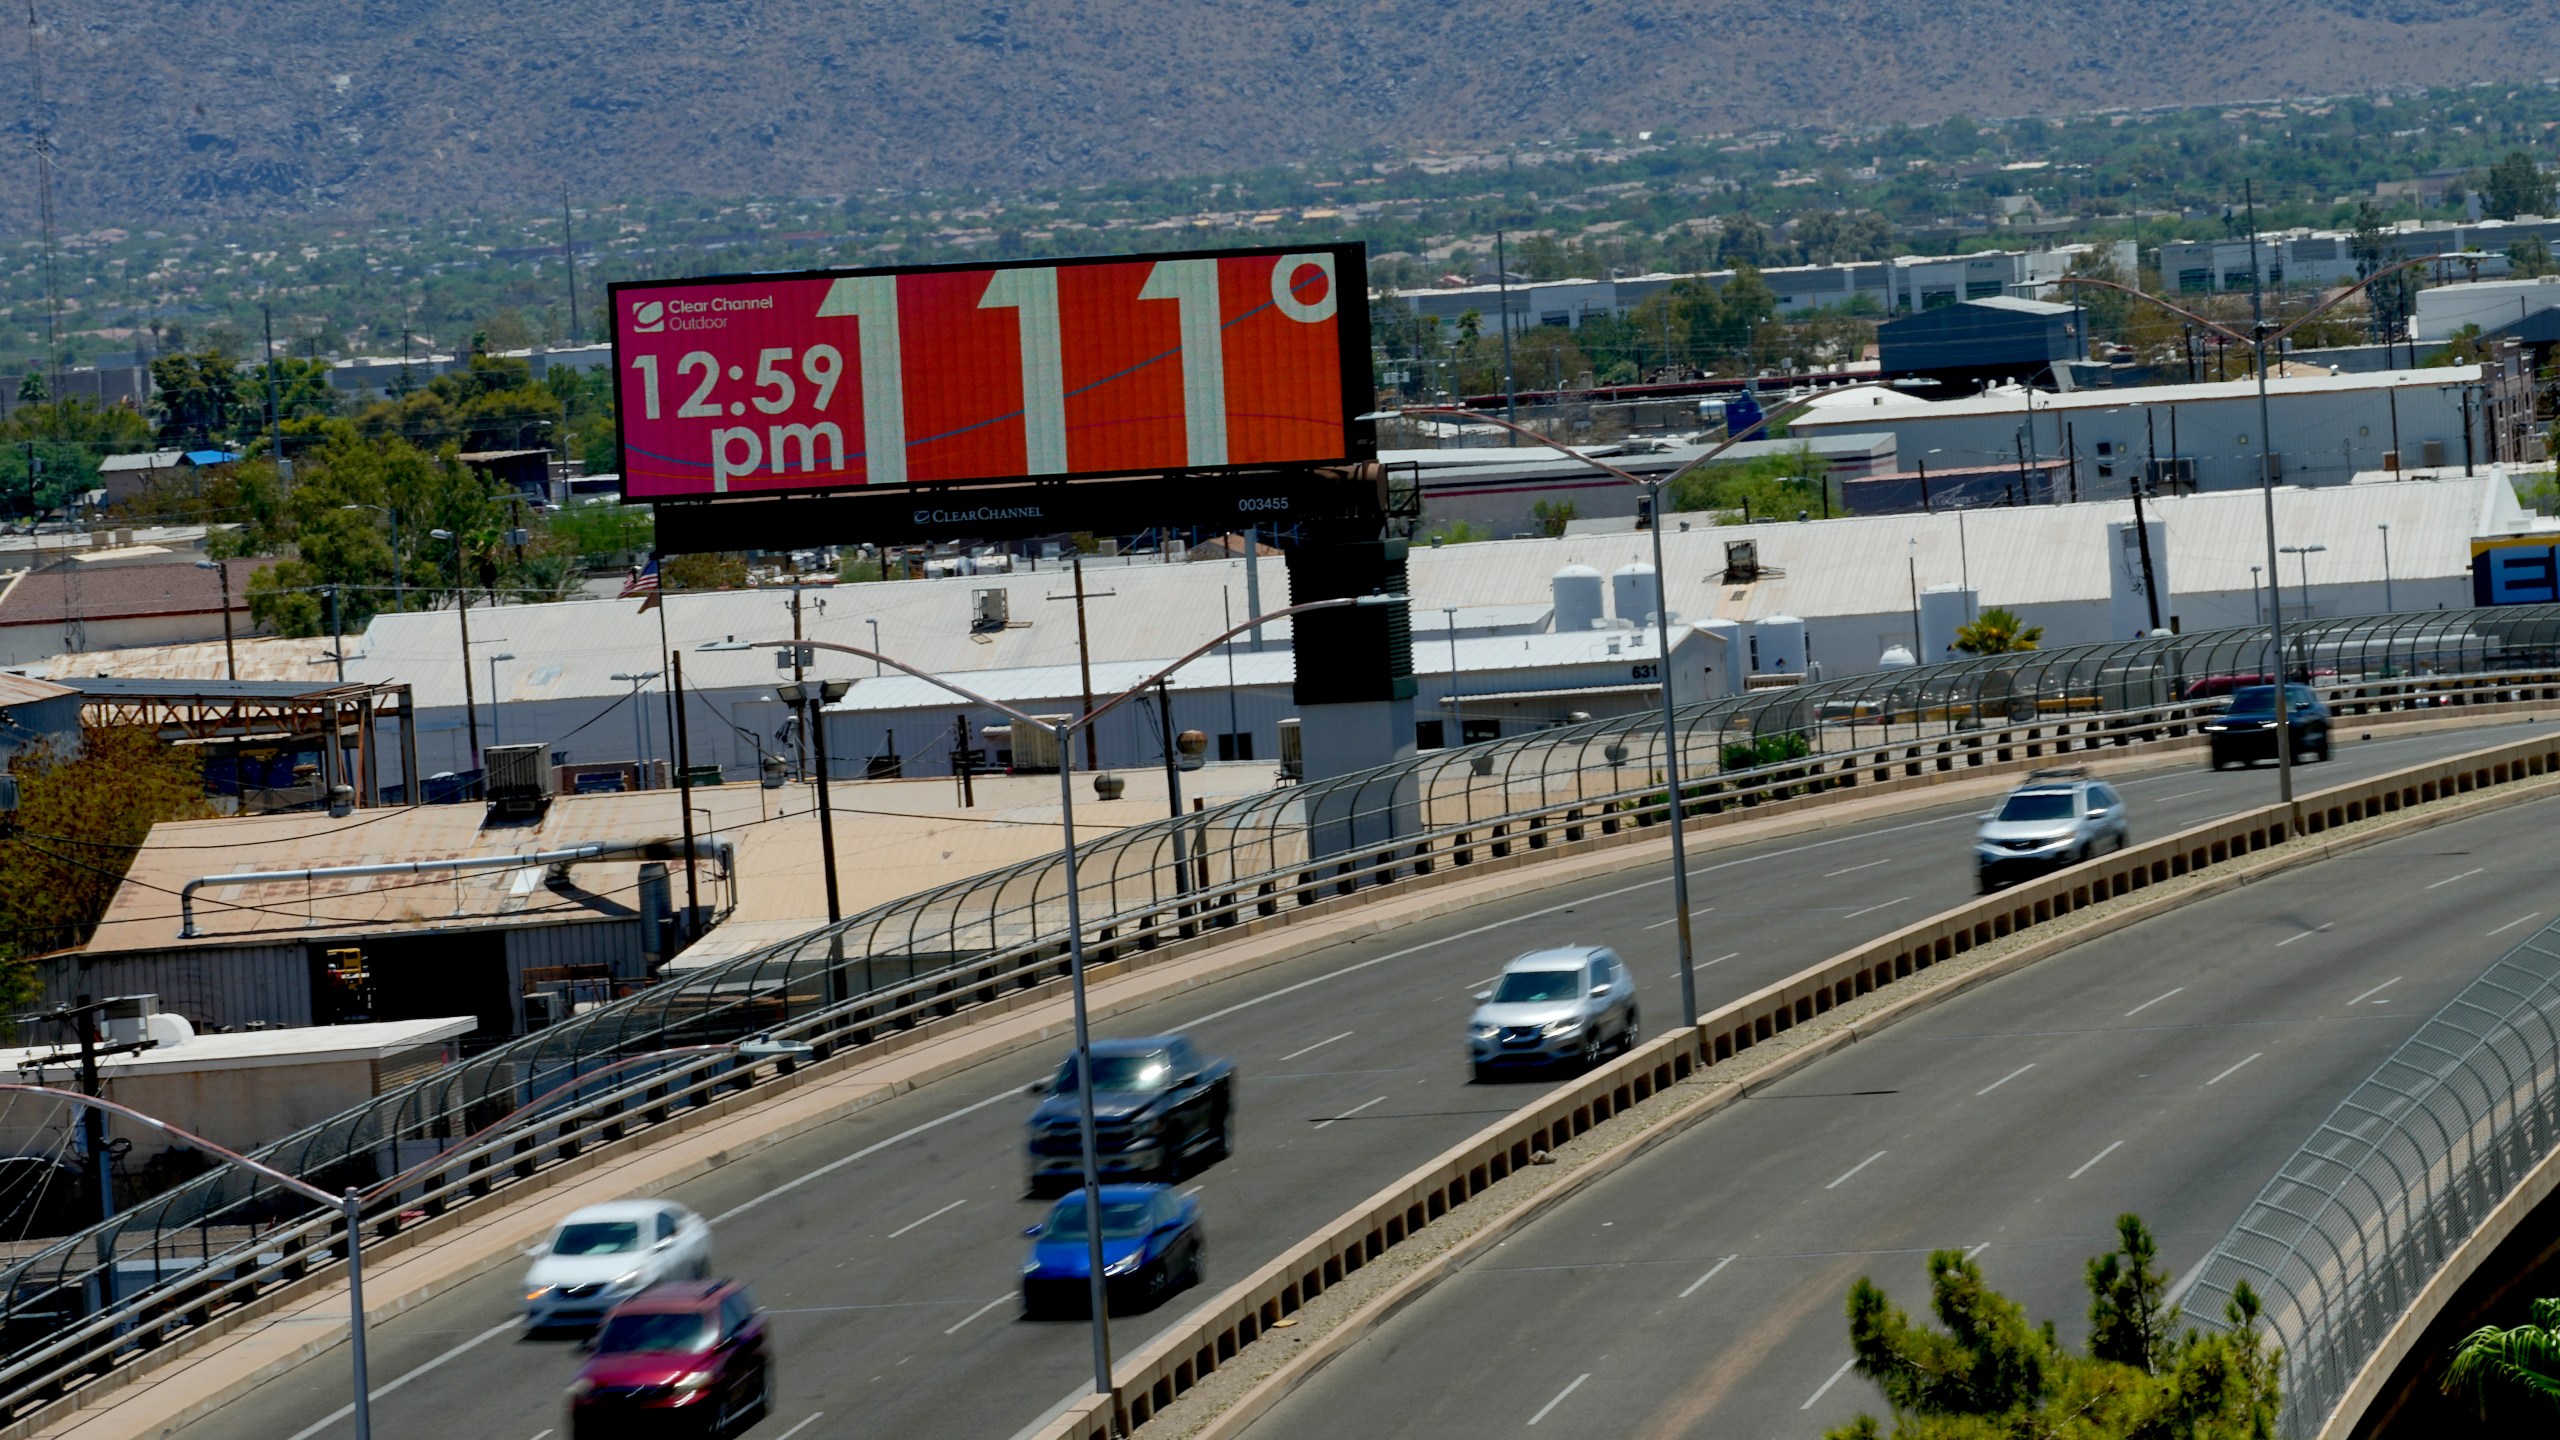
[484,742,552,821]
[972,588,1010,633]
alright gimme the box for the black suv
[1024,1036,1236,1193]
[2205,684,2331,769]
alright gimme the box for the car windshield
[1996,792,2076,823]
[1052,1052,1171,1094]
[593,1310,714,1354]
[1042,1198,1158,1239]
[550,1221,642,1256]
[1493,968,1583,1003]
[2225,685,2314,715]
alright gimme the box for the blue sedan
[1021,1184,1203,1318]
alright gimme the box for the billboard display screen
[610,243,1369,502]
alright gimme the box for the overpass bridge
[14,610,2560,1439]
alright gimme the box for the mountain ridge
[9,1,2560,227]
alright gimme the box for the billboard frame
[607,241,1375,531]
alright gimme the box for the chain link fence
[6,604,2560,1419]
[2185,907,2560,1437]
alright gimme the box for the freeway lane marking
[1314,1096,1388,1130]
[2205,1053,2264,1086]
[1963,1242,1991,1261]
[945,1293,1016,1335]
[2275,924,2332,947]
[1842,895,1911,920]
[1678,1255,1737,1298]
[887,1198,966,1239]
[2347,977,2403,1006]
[1825,1151,1888,1190]
[1527,1373,1590,1426]
[1976,1064,2035,1096]
[529,1431,553,1440]
[1277,1030,1354,1061]
[1643,906,1714,930]
[2124,987,2184,1018]
[1825,858,1893,877]
[2145,788,2211,803]
[2426,867,2487,889]
[707,1089,1020,1228]
[2069,1140,2125,1180]
[1801,1356,1858,1410]
[772,1415,825,1440]
[1704,951,1740,968]
[282,1319,518,1440]
[2489,912,2543,937]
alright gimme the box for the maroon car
[567,1280,772,1438]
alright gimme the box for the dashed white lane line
[1644,907,1715,930]
[1825,858,1893,878]
[1277,1030,1355,1062]
[772,1415,825,1440]
[887,1198,967,1239]
[2124,987,2185,1018]
[2275,923,2332,948]
[1527,1373,1590,1426]
[1704,951,1740,968]
[282,1320,519,1440]
[2426,867,2487,890]
[2206,1053,2264,1087]
[1976,1064,2035,1097]
[2489,912,2543,937]
[1842,896,1912,921]
[2347,977,2403,1007]
[2069,1140,2126,1180]
[1679,1255,1737,1298]
[528,1431,554,1440]
[944,1294,1016,1336]
[1825,1151,1888,1190]
[1963,1242,1991,1261]
[1801,1357,1858,1410]
[1313,1096,1387,1130]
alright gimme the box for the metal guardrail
[2184,893,2560,1438]
[1030,716,2560,1440]
[7,606,2560,1424]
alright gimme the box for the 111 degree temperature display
[610,243,1367,500]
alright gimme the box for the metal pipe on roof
[176,835,736,938]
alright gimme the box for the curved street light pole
[756,592,1400,1419]
[1378,381,1899,1028]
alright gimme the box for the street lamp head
[490,652,516,663]
[428,527,454,540]
[819,678,853,703]
[774,680,807,705]
[194,558,219,571]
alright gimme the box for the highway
[172,720,2544,1440]
[1239,766,2560,1438]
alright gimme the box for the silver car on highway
[1467,946,1639,1080]
[1974,767,2129,892]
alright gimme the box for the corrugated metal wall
[41,944,311,1030]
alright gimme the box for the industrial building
[1794,368,2495,496]
[1875,297,2085,394]
[1391,431,1895,537]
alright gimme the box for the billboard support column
[1288,523,1418,864]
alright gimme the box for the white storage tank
[1918,584,1978,666]
[1752,614,1807,676]
[1879,644,1918,669]
[1551,563,1606,633]
[1611,561,1661,626]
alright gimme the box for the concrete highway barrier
[1027,726,2560,1440]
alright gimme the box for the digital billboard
[2474,533,2560,605]
[609,243,1370,506]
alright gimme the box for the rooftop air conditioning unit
[1278,718,1304,782]
[1722,539,1762,584]
[1006,716,1074,773]
[972,587,1010,633]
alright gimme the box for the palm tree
[1953,606,2044,656]
[2445,1298,2560,1420]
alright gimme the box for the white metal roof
[1,1017,473,1077]
[1797,367,2485,426]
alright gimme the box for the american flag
[620,557,660,599]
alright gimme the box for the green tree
[2444,1296,2560,1422]
[3,398,153,517]
[0,729,214,980]
[663,551,751,591]
[2484,151,2554,221]
[1530,499,1577,537]
[1829,1224,2281,1440]
[149,349,249,447]
[2088,1214,2174,1372]
[2511,235,2556,279]
[356,353,564,453]
[16,371,44,405]
[1954,606,2043,654]
[231,355,344,457]
[1668,447,1831,523]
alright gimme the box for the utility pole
[561,187,581,344]
[326,587,344,683]
[2135,412,2162,632]
[789,587,808,779]
[1494,229,1519,443]
[1054,553,1103,770]
[673,652,701,934]
[261,304,285,473]
[2243,179,2298,804]
[30,996,157,1311]
[1154,680,1190,913]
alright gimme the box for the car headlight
[1104,1253,1144,1276]
[1542,1018,1582,1038]
[609,1269,646,1292]
[567,1377,594,1400]
[1023,1260,1044,1275]
[671,1369,717,1392]
[1468,1022,1498,1039]
[2204,722,2226,732]
[524,1285,553,1302]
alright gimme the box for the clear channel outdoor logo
[631,301,665,333]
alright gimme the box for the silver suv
[1974,768,2129,893]
[1467,947,1639,1081]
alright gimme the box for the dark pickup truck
[1024,1036,1236,1194]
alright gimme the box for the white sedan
[520,1199,712,1327]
